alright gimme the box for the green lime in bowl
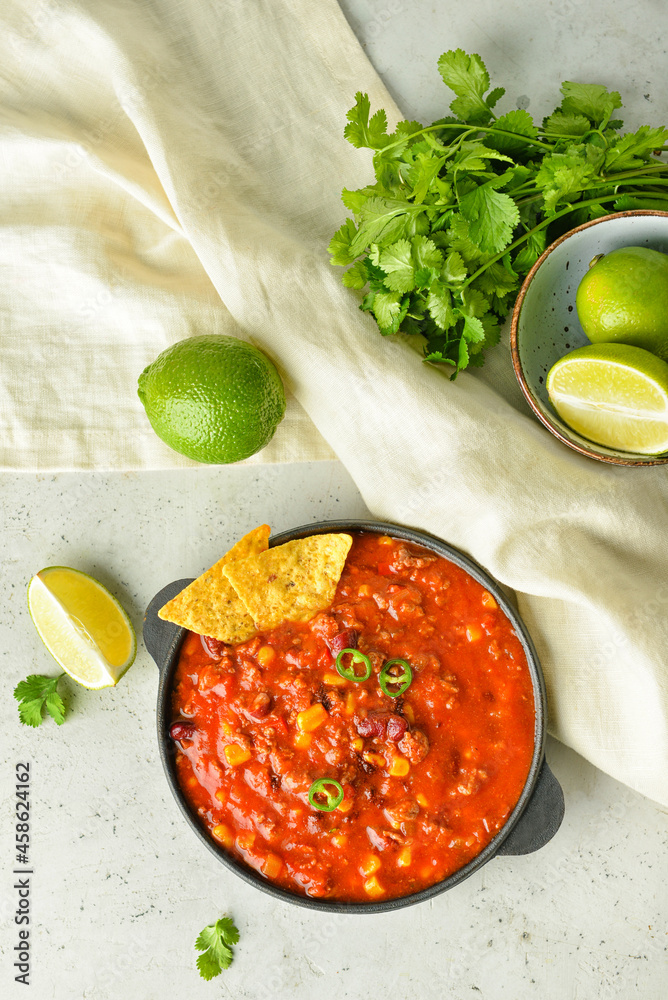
[510,210,668,466]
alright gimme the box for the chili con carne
[170,532,535,902]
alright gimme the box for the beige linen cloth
[2,0,667,805]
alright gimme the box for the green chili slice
[379,658,413,697]
[308,778,344,812]
[335,648,372,682]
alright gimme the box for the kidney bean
[326,628,359,656]
[385,714,408,742]
[245,692,271,721]
[354,714,386,738]
[201,634,229,659]
[169,720,195,741]
[355,712,408,742]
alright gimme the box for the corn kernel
[256,645,276,667]
[388,755,410,778]
[466,624,483,643]
[212,823,234,849]
[363,751,386,768]
[331,832,348,848]
[344,692,355,717]
[481,590,498,610]
[215,789,226,803]
[416,792,428,808]
[293,731,312,750]
[323,672,347,687]
[359,854,381,877]
[363,876,385,897]
[378,535,394,546]
[261,853,283,879]
[337,797,354,814]
[358,584,373,597]
[397,847,412,867]
[296,703,328,733]
[351,737,364,752]
[402,703,415,724]
[236,830,256,851]
[187,775,198,788]
[224,743,252,767]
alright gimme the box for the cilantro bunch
[329,50,668,374]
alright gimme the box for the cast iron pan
[145,519,564,912]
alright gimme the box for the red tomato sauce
[170,532,535,902]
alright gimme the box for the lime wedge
[546,343,668,455]
[27,567,136,689]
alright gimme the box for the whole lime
[137,335,286,464]
[576,246,668,360]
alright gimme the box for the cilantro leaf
[485,110,539,154]
[341,187,374,215]
[409,152,446,203]
[427,281,456,329]
[459,181,520,254]
[424,349,457,367]
[341,260,368,289]
[438,49,495,124]
[442,250,467,284]
[451,142,515,173]
[378,239,414,292]
[349,198,421,257]
[14,674,66,727]
[543,111,591,137]
[328,219,357,266]
[378,236,443,293]
[604,125,668,172]
[513,230,548,273]
[486,86,506,112]
[535,147,597,213]
[344,92,390,149]
[560,81,622,126]
[371,290,409,333]
[195,917,239,980]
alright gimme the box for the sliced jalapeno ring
[379,658,413,697]
[308,778,344,812]
[335,648,372,682]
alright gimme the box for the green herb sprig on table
[14,673,66,727]
[329,49,668,375]
[195,916,239,979]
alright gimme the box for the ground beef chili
[170,532,535,902]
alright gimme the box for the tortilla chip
[158,524,270,643]
[222,533,352,632]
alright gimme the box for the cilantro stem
[603,164,668,182]
[380,122,554,156]
[514,173,668,207]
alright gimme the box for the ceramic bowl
[144,519,564,913]
[510,210,668,466]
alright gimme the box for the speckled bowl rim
[510,209,668,467]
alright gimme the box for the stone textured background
[2,0,668,995]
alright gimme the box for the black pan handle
[143,579,193,669]
[496,760,564,856]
